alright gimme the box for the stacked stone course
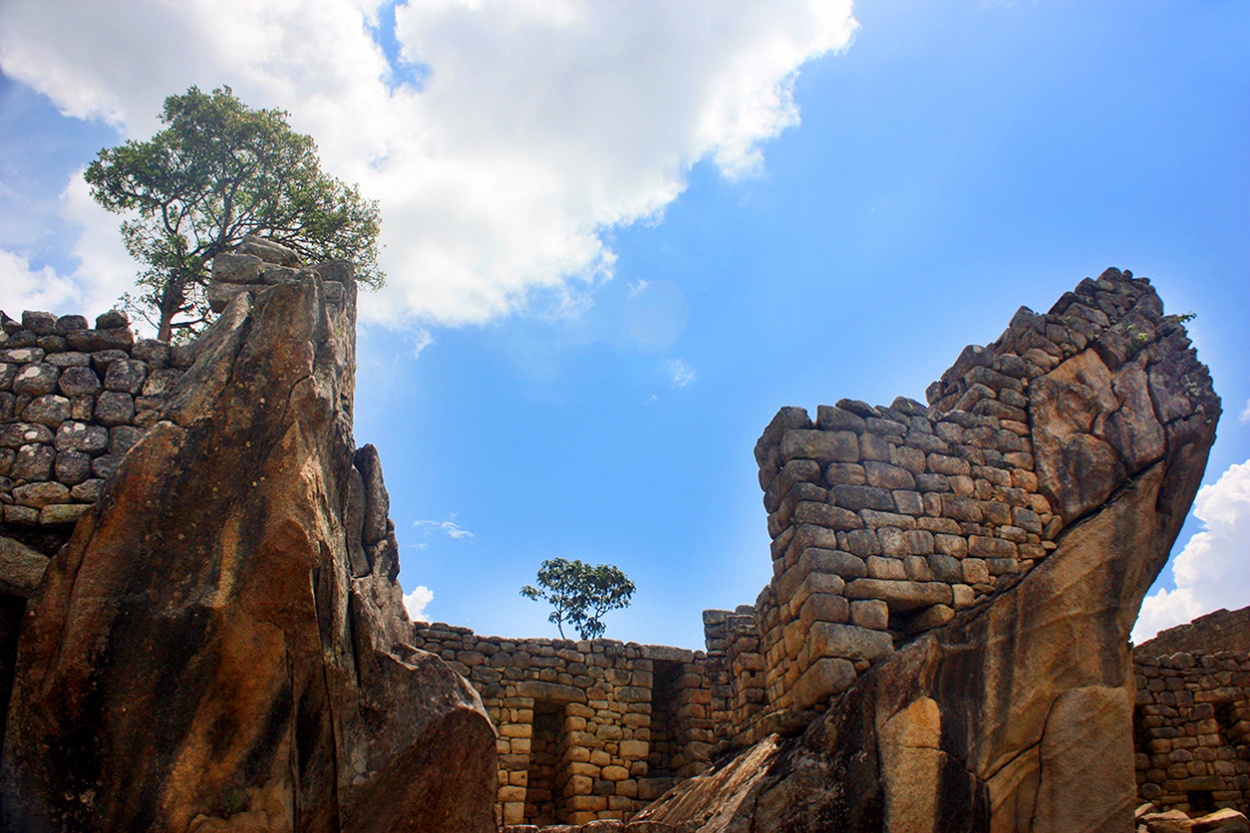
[0,309,192,531]
[410,622,713,827]
[704,268,1213,748]
[1139,607,1250,658]
[1133,651,1250,814]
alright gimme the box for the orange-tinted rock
[0,269,496,832]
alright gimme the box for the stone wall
[705,268,1210,749]
[1133,651,1250,814]
[410,622,713,826]
[1139,607,1250,658]
[0,310,192,534]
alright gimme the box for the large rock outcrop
[636,269,1220,832]
[0,250,497,832]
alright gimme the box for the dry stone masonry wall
[410,623,713,827]
[2,257,1233,830]
[0,310,192,531]
[1133,651,1250,815]
[703,268,1217,750]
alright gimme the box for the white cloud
[1134,459,1250,643]
[408,328,434,359]
[664,358,697,389]
[1239,399,1249,424]
[403,585,434,621]
[0,249,80,315]
[0,0,856,329]
[0,173,153,327]
[413,514,475,540]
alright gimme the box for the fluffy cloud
[0,175,136,320]
[403,585,434,621]
[0,0,856,328]
[1134,459,1250,643]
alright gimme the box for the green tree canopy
[521,558,636,640]
[85,85,382,341]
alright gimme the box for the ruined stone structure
[632,269,1221,832]
[0,261,1231,833]
[0,310,192,531]
[1132,608,1250,816]
[411,624,711,825]
[1139,607,1250,658]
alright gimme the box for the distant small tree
[521,558,635,640]
[85,85,383,341]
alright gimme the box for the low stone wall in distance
[0,310,191,533]
[1138,607,1250,658]
[1134,651,1250,815]
[410,622,713,827]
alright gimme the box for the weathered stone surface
[93,390,135,426]
[12,363,59,396]
[103,358,147,394]
[642,271,1219,833]
[54,421,109,454]
[57,364,102,396]
[21,394,70,428]
[1,270,496,833]
[0,536,49,598]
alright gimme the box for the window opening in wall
[1187,790,1216,814]
[524,701,566,825]
[648,660,683,778]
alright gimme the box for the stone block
[55,422,109,454]
[781,429,859,463]
[865,461,916,490]
[54,450,92,486]
[794,501,860,530]
[796,547,867,580]
[878,528,909,558]
[23,394,70,428]
[13,363,59,396]
[792,657,856,710]
[809,622,894,662]
[799,593,850,627]
[867,556,906,580]
[831,484,894,512]
[58,365,102,396]
[67,328,133,352]
[103,359,147,394]
[850,599,890,630]
[893,490,924,516]
[962,558,990,584]
[13,481,70,509]
[94,391,135,427]
[12,444,55,480]
[619,740,649,759]
[845,579,953,612]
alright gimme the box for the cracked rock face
[636,270,1220,833]
[0,263,497,832]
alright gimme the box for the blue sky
[2,1,1247,649]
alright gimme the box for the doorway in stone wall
[525,701,566,825]
[648,660,683,777]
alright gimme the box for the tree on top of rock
[521,558,635,640]
[85,85,383,341]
